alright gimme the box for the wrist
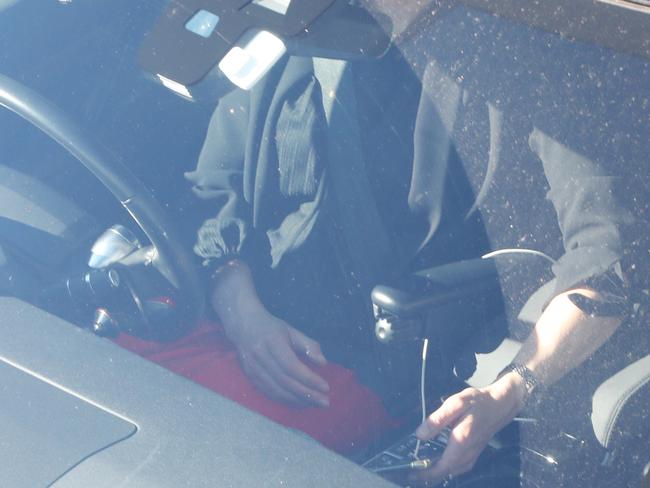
[496,363,541,408]
[209,260,265,328]
[492,371,528,413]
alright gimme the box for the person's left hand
[410,373,526,485]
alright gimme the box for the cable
[371,459,433,474]
[413,337,429,459]
[481,248,556,264]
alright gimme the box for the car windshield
[0,1,648,487]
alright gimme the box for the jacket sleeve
[184,88,269,273]
[185,57,328,278]
[529,128,636,307]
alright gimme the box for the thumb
[287,327,327,366]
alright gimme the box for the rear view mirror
[140,0,391,94]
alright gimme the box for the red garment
[115,321,400,454]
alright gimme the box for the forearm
[413,288,625,465]
[210,260,265,338]
[513,288,623,387]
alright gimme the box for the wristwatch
[498,363,541,403]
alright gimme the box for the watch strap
[498,362,541,403]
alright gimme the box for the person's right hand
[409,375,523,485]
[225,304,331,408]
[209,259,330,408]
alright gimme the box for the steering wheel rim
[0,73,204,337]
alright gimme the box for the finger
[410,416,476,484]
[258,350,330,407]
[416,393,468,440]
[287,327,327,366]
[268,337,330,393]
[244,358,311,407]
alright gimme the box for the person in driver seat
[177,48,491,453]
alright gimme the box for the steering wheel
[0,73,204,338]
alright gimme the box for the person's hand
[209,260,330,408]
[226,304,330,408]
[410,373,525,485]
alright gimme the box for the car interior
[0,0,648,486]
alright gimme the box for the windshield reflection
[0,1,648,487]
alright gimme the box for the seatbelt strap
[313,58,396,291]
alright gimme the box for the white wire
[413,338,429,459]
[481,248,556,265]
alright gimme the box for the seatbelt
[313,58,397,293]
[314,58,423,415]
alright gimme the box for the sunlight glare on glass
[157,75,192,99]
[185,9,220,38]
[252,0,291,15]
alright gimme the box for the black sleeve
[185,88,269,273]
[186,57,328,280]
[529,128,635,315]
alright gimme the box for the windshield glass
[1,1,648,487]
